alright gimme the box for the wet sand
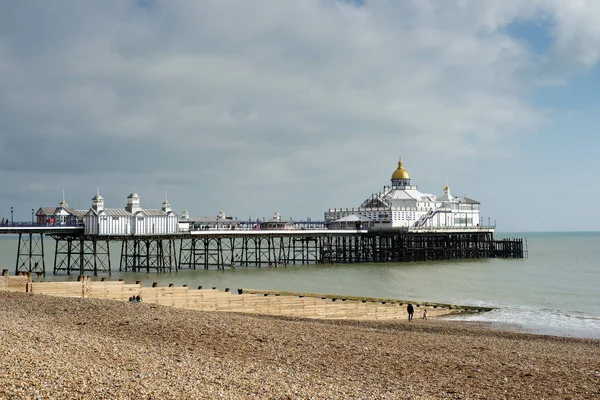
[0,292,598,399]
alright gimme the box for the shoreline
[9,272,600,340]
[1,291,598,399]
[443,309,600,340]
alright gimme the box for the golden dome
[391,158,410,180]
[444,185,450,191]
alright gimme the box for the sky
[1,0,600,232]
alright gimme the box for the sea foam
[448,302,600,339]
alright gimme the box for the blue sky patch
[505,17,555,56]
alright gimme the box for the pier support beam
[15,233,45,277]
[53,236,111,276]
[120,238,177,273]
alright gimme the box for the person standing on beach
[422,308,427,320]
[407,304,414,321]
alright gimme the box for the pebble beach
[0,291,598,399]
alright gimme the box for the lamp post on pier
[10,206,13,225]
[32,208,34,225]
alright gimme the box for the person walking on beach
[422,308,428,320]
[407,304,414,321]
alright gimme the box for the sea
[1,231,598,339]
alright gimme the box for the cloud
[0,0,598,220]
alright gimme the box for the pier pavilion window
[454,217,473,225]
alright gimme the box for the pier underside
[15,233,46,277]
[52,235,111,276]
[120,238,177,273]
[177,231,523,270]
[13,231,523,276]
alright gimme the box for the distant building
[84,190,179,235]
[325,158,483,230]
[260,212,293,230]
[184,210,240,231]
[178,209,191,232]
[36,194,86,226]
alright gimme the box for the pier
[0,224,523,277]
[1,158,526,276]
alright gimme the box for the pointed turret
[161,190,172,213]
[59,189,68,208]
[92,187,104,212]
[439,185,454,202]
[125,187,142,213]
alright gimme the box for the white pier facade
[84,190,178,236]
[325,158,484,231]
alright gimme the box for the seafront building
[325,158,482,230]
[260,212,294,230]
[35,194,86,226]
[83,190,179,235]
[180,210,240,231]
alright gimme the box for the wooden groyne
[0,272,495,321]
[0,270,29,292]
[239,289,495,312]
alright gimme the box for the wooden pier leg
[119,240,125,272]
[53,237,60,275]
[93,239,98,277]
[38,234,46,274]
[14,233,22,275]
[204,238,209,270]
[106,240,112,276]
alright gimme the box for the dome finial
[59,189,68,207]
[391,156,410,180]
[162,189,170,206]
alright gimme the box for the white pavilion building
[325,158,484,230]
[36,193,86,226]
[84,190,179,235]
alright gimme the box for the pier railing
[0,221,81,227]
